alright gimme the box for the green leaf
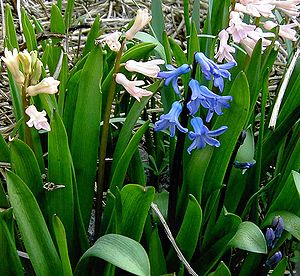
[5,4,19,50]
[0,214,24,276]
[47,110,74,244]
[167,195,202,271]
[120,185,155,241]
[203,72,250,199]
[70,46,103,227]
[267,171,300,217]
[263,211,300,241]
[149,227,167,276]
[110,122,150,192]
[0,179,9,208]
[183,0,191,35]
[197,209,241,275]
[6,171,62,275]
[50,4,66,40]
[191,0,201,33]
[208,261,231,276]
[21,8,38,51]
[150,0,165,43]
[82,15,100,57]
[0,133,10,162]
[228,221,267,254]
[76,234,150,276]
[52,215,73,276]
[64,0,75,29]
[111,82,160,175]
[10,139,43,197]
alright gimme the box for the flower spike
[154,101,188,137]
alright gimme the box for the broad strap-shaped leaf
[52,215,73,276]
[70,46,103,227]
[47,110,74,245]
[167,195,202,272]
[270,257,288,276]
[5,4,19,49]
[75,234,150,276]
[150,0,165,43]
[21,8,38,51]
[208,261,231,276]
[82,15,101,57]
[228,221,267,254]
[10,139,43,197]
[203,72,250,200]
[267,171,300,217]
[6,171,62,275]
[119,184,155,241]
[0,133,10,162]
[0,214,24,276]
[149,227,167,276]
[110,122,150,192]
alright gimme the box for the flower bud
[265,228,275,248]
[31,59,43,85]
[272,216,284,239]
[27,77,60,96]
[125,9,152,40]
[266,251,282,268]
[18,50,32,75]
[1,48,24,84]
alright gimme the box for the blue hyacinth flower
[195,52,236,92]
[187,117,228,154]
[187,79,232,122]
[157,64,191,95]
[154,101,188,137]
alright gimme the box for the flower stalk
[168,56,197,231]
[95,40,126,239]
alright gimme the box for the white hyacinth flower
[235,1,275,18]
[125,59,165,78]
[1,48,24,84]
[25,105,51,131]
[125,9,152,40]
[115,73,152,102]
[26,77,60,97]
[104,31,122,52]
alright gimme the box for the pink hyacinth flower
[125,9,152,40]
[25,105,51,131]
[115,73,152,102]
[272,0,300,18]
[214,30,236,63]
[125,59,165,78]
[264,20,298,41]
[235,0,275,18]
[104,31,122,52]
[227,11,256,43]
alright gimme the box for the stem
[168,57,197,231]
[231,0,237,11]
[94,40,125,239]
[22,75,33,147]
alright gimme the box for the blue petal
[171,77,180,95]
[169,124,176,137]
[190,117,206,135]
[208,126,228,136]
[204,135,221,147]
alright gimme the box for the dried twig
[150,202,198,276]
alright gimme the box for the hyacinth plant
[0,0,300,275]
